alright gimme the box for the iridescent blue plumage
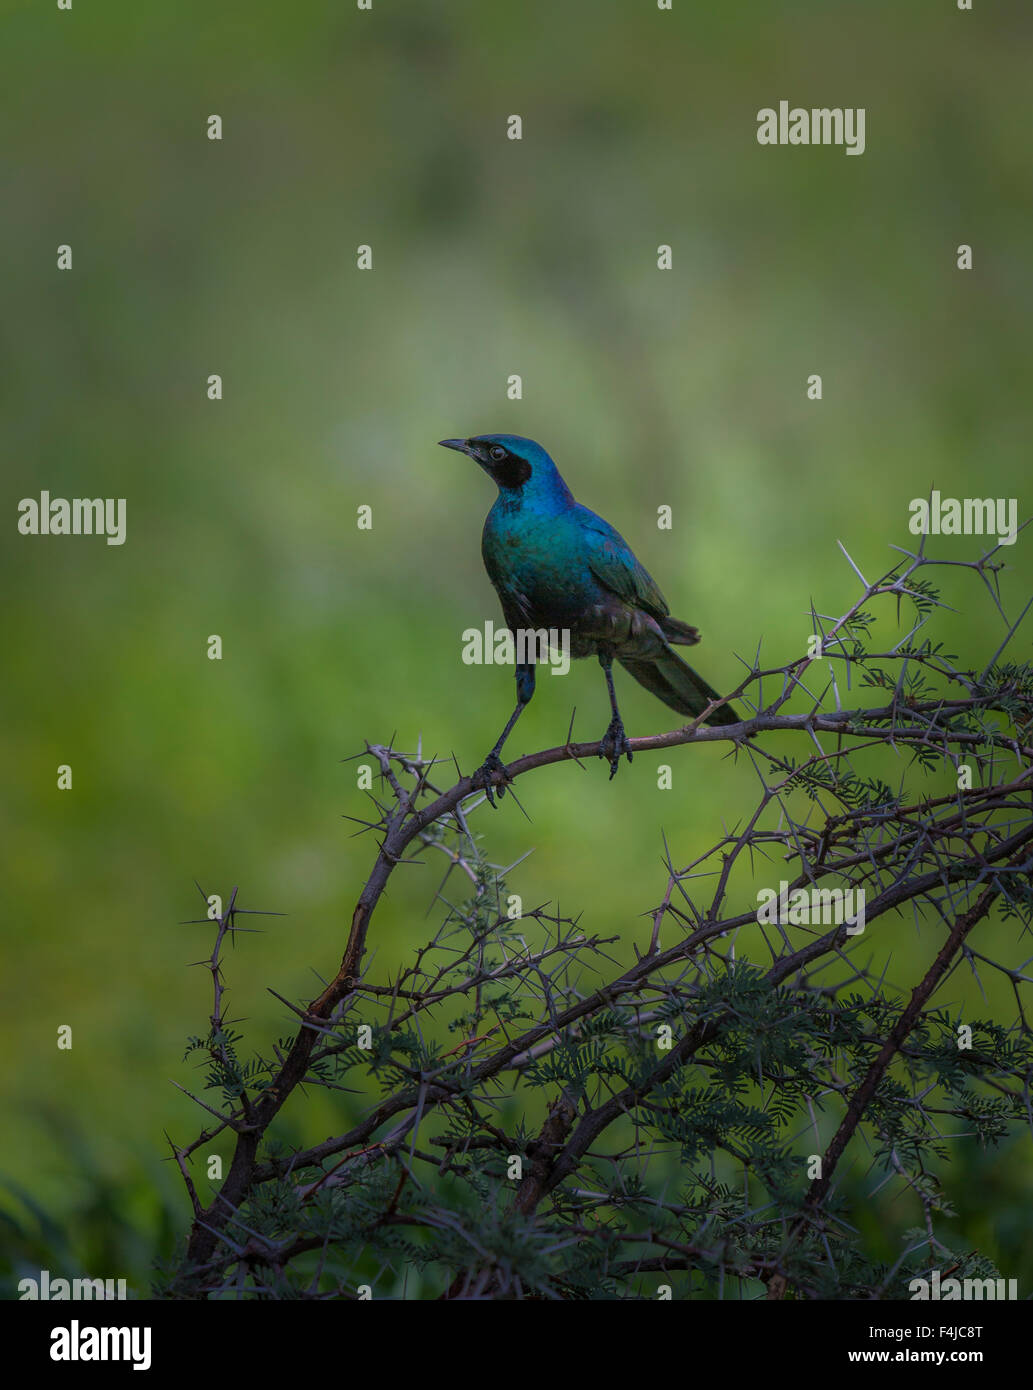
[439,433,739,801]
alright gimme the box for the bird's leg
[473,662,535,807]
[598,652,633,779]
[475,709,522,806]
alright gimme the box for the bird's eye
[490,445,506,462]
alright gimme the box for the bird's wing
[578,507,670,620]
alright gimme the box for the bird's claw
[599,717,633,780]
[472,751,512,807]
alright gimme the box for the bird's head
[438,434,572,505]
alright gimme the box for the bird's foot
[599,717,633,780]
[471,751,512,807]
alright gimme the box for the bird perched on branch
[439,433,740,803]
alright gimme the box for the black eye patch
[494,453,532,488]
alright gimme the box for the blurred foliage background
[2,0,1031,1297]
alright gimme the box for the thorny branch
[166,540,1033,1299]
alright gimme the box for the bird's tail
[659,615,701,646]
[619,650,740,725]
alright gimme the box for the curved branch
[173,688,1031,1290]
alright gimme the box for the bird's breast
[482,506,624,646]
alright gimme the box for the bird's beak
[438,438,472,456]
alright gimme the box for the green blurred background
[3,0,1031,1296]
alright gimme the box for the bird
[439,433,740,804]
